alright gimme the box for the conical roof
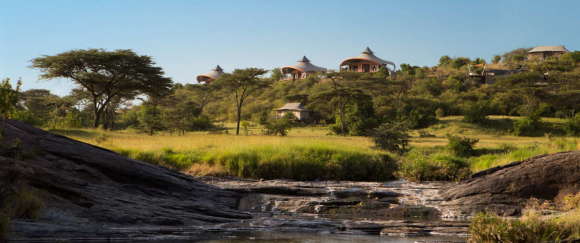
[196,65,224,82]
[340,47,395,66]
[281,56,327,73]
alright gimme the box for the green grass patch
[116,144,397,181]
[398,147,471,182]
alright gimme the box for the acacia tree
[32,49,172,128]
[214,68,269,135]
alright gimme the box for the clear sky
[1,0,578,96]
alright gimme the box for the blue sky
[1,0,578,96]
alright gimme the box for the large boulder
[0,120,250,238]
[441,151,580,217]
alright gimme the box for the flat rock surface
[441,151,580,217]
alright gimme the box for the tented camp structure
[280,56,327,80]
[340,47,396,73]
[275,102,310,121]
[196,65,224,83]
[527,46,569,61]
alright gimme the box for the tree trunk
[236,104,242,135]
[93,109,101,128]
[339,101,346,135]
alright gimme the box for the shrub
[563,114,580,136]
[263,118,293,136]
[513,115,541,136]
[447,135,479,157]
[371,122,410,155]
[398,149,471,182]
[463,101,490,124]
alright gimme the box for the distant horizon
[1,0,579,96]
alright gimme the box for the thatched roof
[276,102,307,111]
[528,46,569,53]
[196,65,224,82]
[340,47,395,66]
[281,56,327,74]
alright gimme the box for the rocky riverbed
[3,120,578,242]
[197,177,469,239]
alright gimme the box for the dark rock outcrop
[0,120,250,238]
[441,151,580,217]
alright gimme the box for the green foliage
[213,68,270,135]
[371,122,410,155]
[563,113,580,136]
[513,115,541,136]
[447,135,479,157]
[32,49,173,128]
[206,145,396,181]
[0,78,21,122]
[398,148,471,182]
[118,145,397,181]
[469,212,579,243]
[263,117,293,136]
[463,101,491,124]
[138,104,163,135]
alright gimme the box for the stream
[193,177,469,243]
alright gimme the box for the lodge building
[280,56,327,81]
[527,46,569,61]
[196,65,224,83]
[340,47,396,74]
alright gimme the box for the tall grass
[469,212,579,243]
[117,144,397,181]
[470,138,578,172]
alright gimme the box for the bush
[371,122,410,155]
[263,118,293,136]
[513,115,541,136]
[398,149,471,182]
[447,135,479,157]
[463,101,490,124]
[563,114,580,136]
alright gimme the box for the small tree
[0,78,22,132]
[214,68,269,135]
[138,104,163,135]
[463,101,490,124]
[371,122,410,155]
[447,135,479,157]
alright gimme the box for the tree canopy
[32,49,172,128]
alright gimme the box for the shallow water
[145,232,466,243]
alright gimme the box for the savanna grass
[116,144,397,181]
